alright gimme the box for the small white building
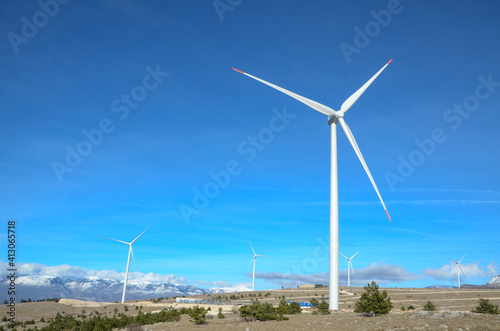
[175,297,204,303]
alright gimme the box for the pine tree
[217,307,225,319]
[188,305,208,324]
[288,302,302,314]
[423,301,436,311]
[318,300,330,314]
[310,298,319,307]
[275,297,290,320]
[354,281,393,316]
[471,299,500,315]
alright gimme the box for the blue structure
[287,301,312,307]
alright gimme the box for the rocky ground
[148,310,500,331]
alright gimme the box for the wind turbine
[339,250,360,287]
[447,252,466,289]
[100,226,150,303]
[233,60,392,310]
[247,238,266,291]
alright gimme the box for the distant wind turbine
[233,60,392,310]
[339,250,360,287]
[247,238,267,291]
[100,226,151,303]
[447,252,467,289]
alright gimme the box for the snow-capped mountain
[487,275,500,286]
[1,275,227,302]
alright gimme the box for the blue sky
[1,0,499,292]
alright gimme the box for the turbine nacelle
[328,112,343,125]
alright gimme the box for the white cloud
[253,262,421,288]
[421,262,498,280]
[208,283,251,293]
[194,280,228,287]
[348,262,422,285]
[193,280,252,293]
[0,261,186,285]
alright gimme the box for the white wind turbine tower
[247,238,267,291]
[448,252,467,289]
[100,226,151,304]
[233,60,392,310]
[340,250,360,287]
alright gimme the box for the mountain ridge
[1,275,229,302]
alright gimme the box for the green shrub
[407,305,415,310]
[238,300,288,321]
[401,306,406,311]
[423,301,436,311]
[179,307,191,315]
[276,297,289,317]
[218,307,225,319]
[318,301,330,314]
[288,302,302,314]
[471,299,500,315]
[354,281,393,316]
[188,305,208,324]
[310,298,319,307]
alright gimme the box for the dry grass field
[1,287,499,330]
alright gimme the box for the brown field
[1,287,500,330]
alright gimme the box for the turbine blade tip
[388,59,393,64]
[232,67,245,74]
[385,209,392,222]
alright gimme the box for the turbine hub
[328,113,341,125]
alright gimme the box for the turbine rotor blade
[99,237,130,245]
[338,118,391,221]
[246,237,257,256]
[339,252,349,260]
[349,260,355,278]
[339,59,392,115]
[131,225,151,244]
[233,68,336,116]
[459,251,467,263]
[447,258,459,264]
[130,246,137,270]
[458,264,466,278]
[351,250,361,260]
[248,257,255,268]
